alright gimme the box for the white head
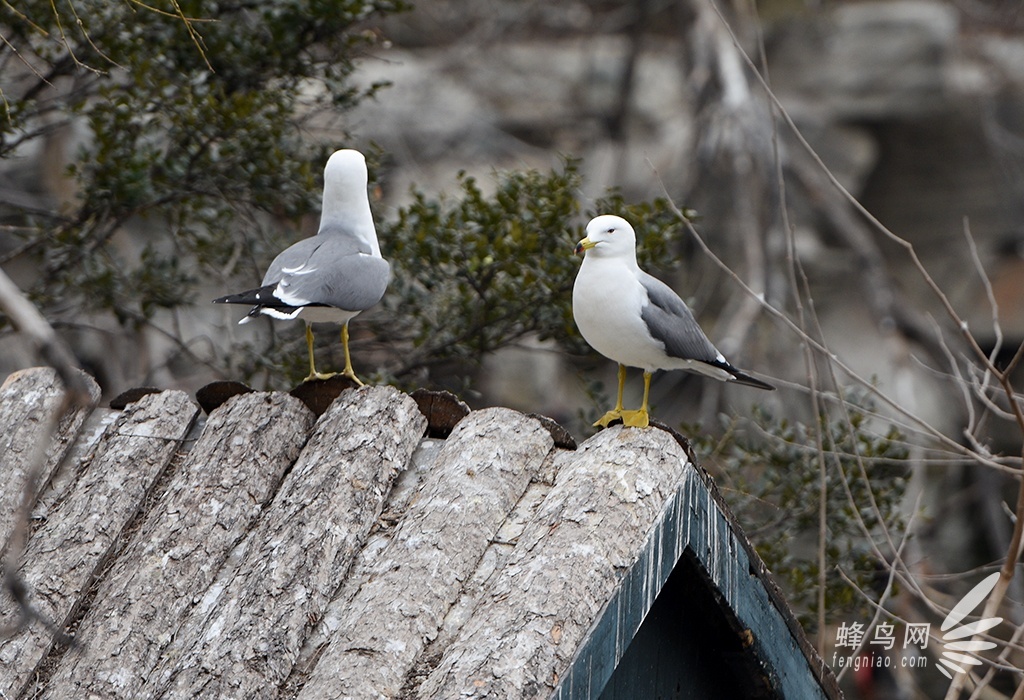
[319,148,380,256]
[574,215,638,261]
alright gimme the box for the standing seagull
[573,214,773,428]
[214,149,389,384]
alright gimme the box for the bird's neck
[584,250,640,273]
[319,186,381,257]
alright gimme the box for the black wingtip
[708,359,775,390]
[212,284,276,306]
[730,371,776,391]
[212,292,247,304]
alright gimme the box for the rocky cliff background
[4,0,1022,428]
[346,0,1024,434]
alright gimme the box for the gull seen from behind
[214,149,388,384]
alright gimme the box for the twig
[946,374,1024,700]
[742,0,833,651]
[63,0,117,70]
[708,0,995,373]
[0,267,94,643]
[834,497,918,682]
[964,217,1003,366]
[699,7,1024,690]
[971,613,1024,699]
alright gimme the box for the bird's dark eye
[606,228,615,234]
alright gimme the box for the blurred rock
[6,0,1024,427]
[825,1,959,119]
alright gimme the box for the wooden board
[0,367,100,548]
[0,389,198,698]
[295,407,556,699]
[417,425,691,698]
[38,392,315,699]
[139,385,426,699]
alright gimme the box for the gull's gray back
[639,272,722,363]
[263,235,389,312]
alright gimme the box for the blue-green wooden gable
[552,461,842,700]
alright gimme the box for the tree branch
[0,266,95,644]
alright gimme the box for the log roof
[0,367,839,699]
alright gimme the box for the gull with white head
[214,149,389,384]
[572,214,773,428]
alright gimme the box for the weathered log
[0,367,100,546]
[411,465,560,686]
[416,425,690,698]
[296,407,556,700]
[38,392,315,699]
[142,385,426,700]
[0,390,198,698]
[281,435,447,698]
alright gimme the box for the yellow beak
[574,237,596,256]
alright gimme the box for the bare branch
[0,269,91,403]
[683,9,1024,690]
[944,375,1024,700]
[834,498,918,682]
[706,0,998,378]
[964,217,1003,365]
[0,267,96,642]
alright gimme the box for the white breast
[572,257,671,371]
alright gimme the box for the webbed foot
[340,367,365,387]
[303,371,337,382]
[593,409,624,428]
[619,409,650,428]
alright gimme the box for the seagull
[572,214,774,428]
[214,149,389,384]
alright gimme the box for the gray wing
[263,235,389,311]
[639,272,722,363]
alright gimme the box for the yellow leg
[620,371,651,428]
[339,322,364,386]
[594,364,628,428]
[304,324,336,382]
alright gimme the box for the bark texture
[39,392,314,699]
[141,385,426,700]
[0,371,825,700]
[0,367,100,545]
[296,407,555,700]
[416,425,690,698]
[0,389,198,698]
